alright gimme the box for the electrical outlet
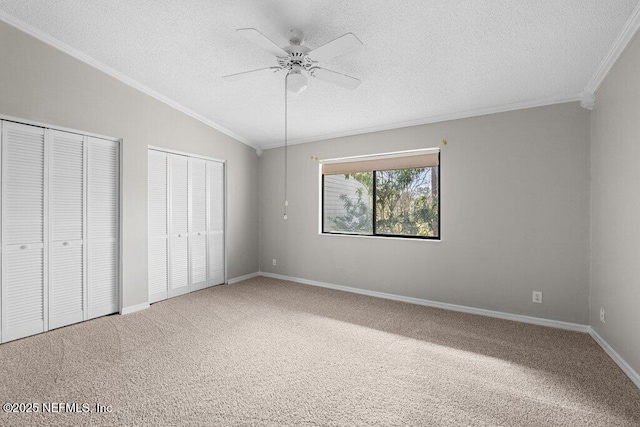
[600,308,606,323]
[272,259,277,266]
[532,291,543,304]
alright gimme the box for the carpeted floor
[0,276,638,426]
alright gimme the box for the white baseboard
[120,273,261,315]
[259,272,640,389]
[121,302,150,315]
[258,272,589,332]
[589,328,640,389]
[227,271,260,284]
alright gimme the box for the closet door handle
[62,242,69,246]
[20,245,29,250]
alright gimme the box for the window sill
[319,232,442,243]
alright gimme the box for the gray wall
[2,10,636,374]
[260,102,591,324]
[590,32,640,374]
[0,21,259,309]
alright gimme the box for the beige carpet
[0,277,638,426]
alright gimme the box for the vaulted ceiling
[0,1,638,149]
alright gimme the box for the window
[321,150,440,239]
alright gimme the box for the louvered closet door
[148,150,168,303]
[190,159,208,291]
[169,154,189,297]
[208,161,225,286]
[87,137,119,319]
[49,130,85,329]
[1,121,46,342]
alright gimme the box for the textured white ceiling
[0,1,637,149]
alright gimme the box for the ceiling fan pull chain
[284,72,289,221]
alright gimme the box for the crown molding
[580,91,596,110]
[0,11,258,150]
[584,2,640,94]
[4,4,637,152]
[263,93,582,149]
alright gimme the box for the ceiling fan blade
[237,28,288,57]
[308,33,362,62]
[311,67,361,90]
[222,67,281,82]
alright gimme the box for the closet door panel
[148,150,168,303]
[87,138,119,319]
[50,242,83,328]
[50,131,83,241]
[4,247,45,341]
[208,232,224,286]
[190,235,207,291]
[3,123,45,245]
[148,239,168,302]
[170,155,189,235]
[1,122,46,342]
[49,130,85,329]
[88,240,118,317]
[208,161,224,286]
[169,155,189,296]
[190,159,207,290]
[208,162,224,233]
[170,237,189,296]
[191,159,207,234]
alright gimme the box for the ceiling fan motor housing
[279,45,313,72]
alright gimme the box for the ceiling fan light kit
[223,27,363,92]
[286,65,307,94]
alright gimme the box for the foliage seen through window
[322,166,439,238]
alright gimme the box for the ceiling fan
[222,28,363,93]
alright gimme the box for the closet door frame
[0,114,123,323]
[148,145,227,291]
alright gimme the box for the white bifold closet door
[49,130,85,329]
[1,122,47,342]
[190,159,208,291]
[0,120,119,343]
[169,154,190,297]
[208,161,224,286]
[87,137,119,319]
[148,150,225,303]
[148,150,168,303]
